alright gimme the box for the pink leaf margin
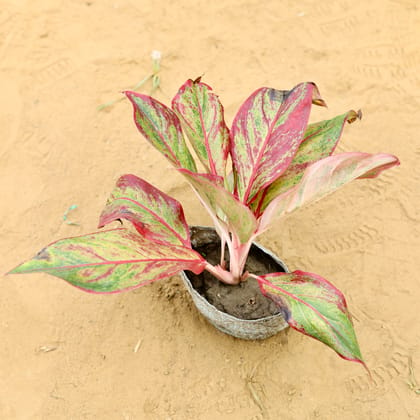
[98,174,191,247]
[258,152,400,233]
[172,78,230,177]
[256,271,368,369]
[8,228,206,295]
[230,82,326,204]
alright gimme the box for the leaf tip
[7,262,31,275]
[10,244,70,275]
[347,109,362,124]
[309,82,327,108]
[343,355,369,373]
[123,90,138,103]
[193,75,203,84]
[312,98,328,108]
[386,153,400,166]
[363,361,371,375]
[6,266,19,275]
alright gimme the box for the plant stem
[226,233,254,282]
[204,263,240,285]
[220,236,226,269]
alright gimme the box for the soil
[186,226,285,320]
[1,1,419,419]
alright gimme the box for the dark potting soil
[185,227,286,320]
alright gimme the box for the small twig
[131,73,153,91]
[97,74,153,111]
[37,345,57,353]
[243,361,268,418]
[133,338,143,353]
[98,50,162,111]
[406,356,420,394]
[49,382,65,400]
[63,204,79,226]
[150,50,161,94]
[246,380,266,415]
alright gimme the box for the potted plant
[9,78,399,368]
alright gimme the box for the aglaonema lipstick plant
[10,78,399,368]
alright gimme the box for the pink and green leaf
[230,82,326,203]
[178,169,258,243]
[259,152,400,232]
[172,78,230,177]
[98,174,191,247]
[9,228,205,294]
[125,90,197,172]
[252,110,361,215]
[256,271,365,366]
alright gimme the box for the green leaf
[178,169,258,243]
[125,90,197,172]
[9,228,205,294]
[257,271,365,366]
[258,152,400,232]
[230,82,326,203]
[172,78,230,177]
[252,110,361,214]
[99,174,190,247]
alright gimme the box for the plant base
[182,226,289,340]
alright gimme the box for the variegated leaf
[257,271,365,366]
[125,90,197,172]
[172,78,230,177]
[252,110,361,215]
[99,174,190,247]
[230,82,326,203]
[178,169,258,243]
[259,152,400,232]
[9,228,205,294]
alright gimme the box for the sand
[1,0,419,418]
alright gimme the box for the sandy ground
[1,0,419,418]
